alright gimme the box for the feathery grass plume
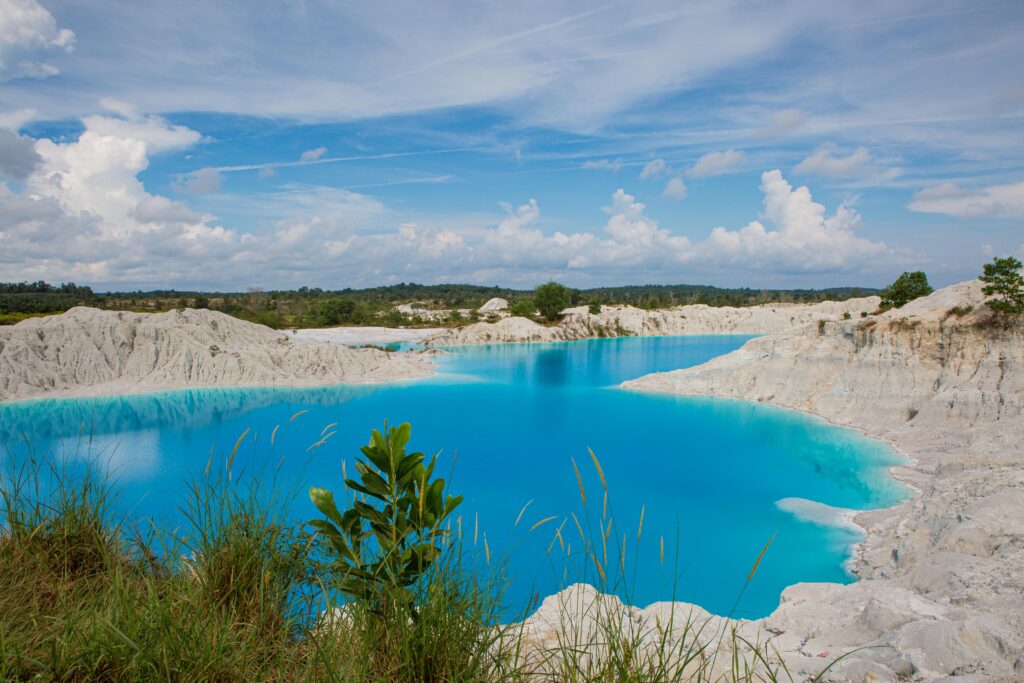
[588,447,607,492]
[747,533,776,583]
[530,515,558,533]
[2,425,847,681]
[514,499,534,528]
[571,457,586,506]
[227,427,250,473]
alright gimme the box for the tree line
[2,256,1020,327]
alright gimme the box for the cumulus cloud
[698,170,887,271]
[581,158,622,171]
[299,146,327,163]
[0,0,75,80]
[640,158,668,179]
[0,111,891,288]
[663,177,687,200]
[0,107,36,130]
[687,149,744,178]
[908,180,1024,218]
[1,108,237,283]
[0,128,41,179]
[795,144,873,178]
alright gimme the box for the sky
[0,0,1022,291]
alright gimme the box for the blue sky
[1,0,1022,291]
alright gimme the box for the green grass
[0,437,846,682]
[0,311,58,325]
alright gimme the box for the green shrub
[510,298,536,317]
[880,271,932,308]
[588,302,602,315]
[1,427,851,682]
[980,256,1024,315]
[534,281,572,321]
[308,423,463,617]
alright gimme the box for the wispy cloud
[210,147,480,175]
[909,180,1024,218]
[687,149,744,178]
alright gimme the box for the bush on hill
[880,271,933,309]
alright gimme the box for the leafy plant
[510,298,536,317]
[534,281,572,321]
[880,271,932,308]
[308,423,463,616]
[588,302,602,315]
[980,256,1024,315]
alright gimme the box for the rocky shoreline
[424,296,880,346]
[1,296,877,402]
[545,279,1022,681]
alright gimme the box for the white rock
[0,307,433,402]
[478,297,510,313]
[425,296,880,346]
[607,280,1024,681]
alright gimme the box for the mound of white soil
[425,295,879,346]
[0,307,433,401]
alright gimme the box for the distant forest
[0,280,879,328]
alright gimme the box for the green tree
[588,301,602,315]
[509,298,536,318]
[534,281,571,321]
[980,256,1024,315]
[308,423,462,616]
[881,271,933,308]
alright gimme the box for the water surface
[0,335,908,618]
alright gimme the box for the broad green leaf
[309,487,345,528]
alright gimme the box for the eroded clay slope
[0,307,433,401]
[425,295,880,346]
[601,279,1024,680]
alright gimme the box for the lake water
[0,335,908,619]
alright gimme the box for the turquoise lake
[0,335,909,619]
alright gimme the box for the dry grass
[0,436,845,682]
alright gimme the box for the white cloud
[663,177,687,199]
[0,128,41,179]
[9,109,236,283]
[173,167,222,195]
[0,111,892,287]
[908,180,1024,218]
[0,0,74,80]
[769,108,805,134]
[299,146,327,163]
[0,107,36,130]
[640,158,668,179]
[794,144,873,178]
[581,158,622,171]
[687,149,744,178]
[697,170,888,271]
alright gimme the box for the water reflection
[0,383,383,444]
[0,335,909,618]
